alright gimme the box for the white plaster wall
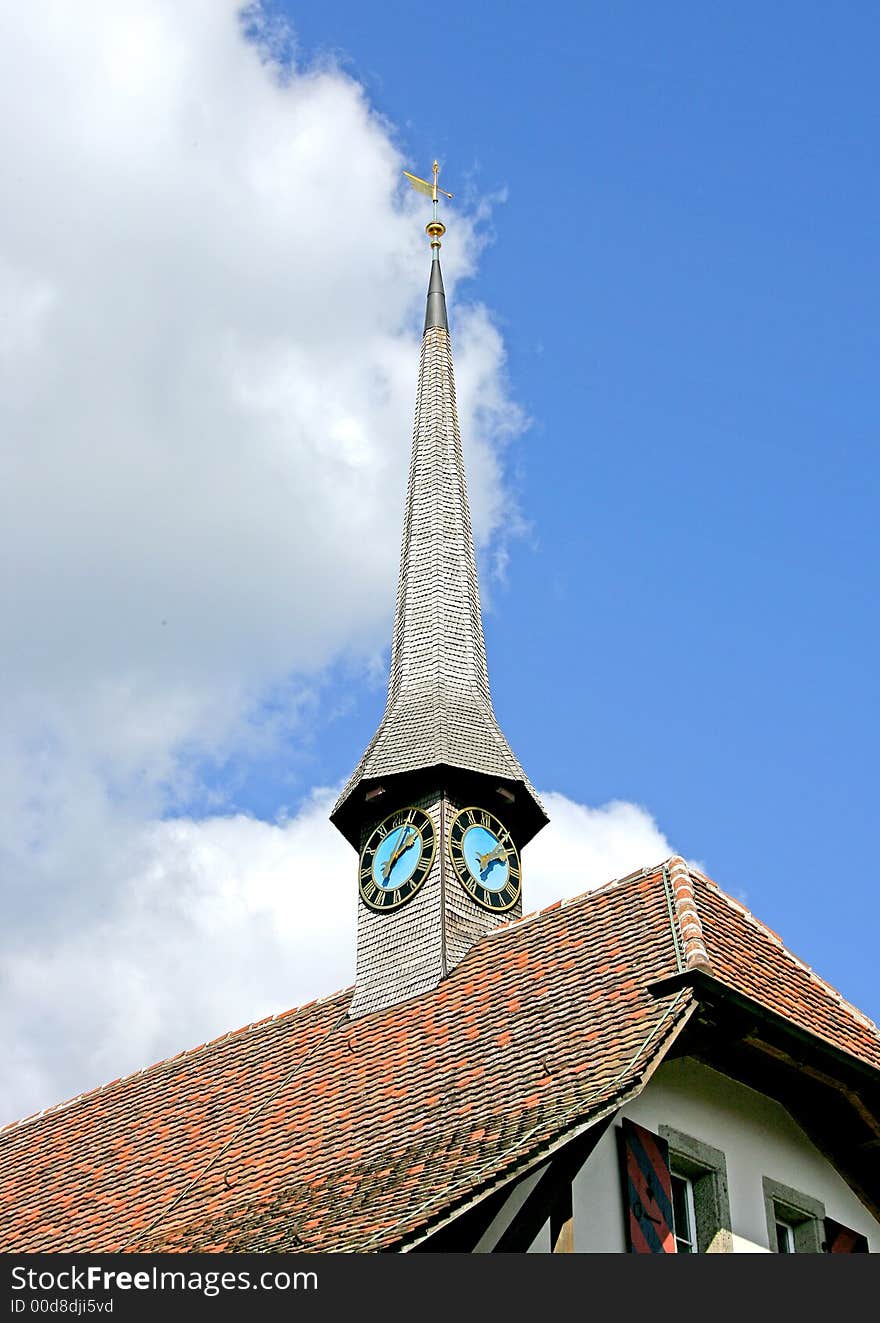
[562,1057,880,1253]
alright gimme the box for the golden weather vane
[403,159,453,252]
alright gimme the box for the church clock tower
[331,162,548,1017]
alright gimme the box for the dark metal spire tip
[424,258,448,333]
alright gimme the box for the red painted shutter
[618,1118,676,1253]
[824,1218,869,1253]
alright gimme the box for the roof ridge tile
[665,855,713,971]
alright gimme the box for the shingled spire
[330,175,546,852]
[334,162,547,1017]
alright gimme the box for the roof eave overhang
[648,967,880,1091]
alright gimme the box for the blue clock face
[449,807,521,912]
[359,807,436,912]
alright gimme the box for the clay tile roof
[2,860,878,1253]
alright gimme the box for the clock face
[359,806,436,912]
[448,806,521,912]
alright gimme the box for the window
[762,1177,825,1254]
[660,1125,733,1253]
[671,1173,697,1253]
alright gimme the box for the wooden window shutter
[618,1118,676,1253]
[824,1218,869,1253]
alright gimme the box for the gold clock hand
[394,826,416,864]
[382,826,415,880]
[478,843,507,871]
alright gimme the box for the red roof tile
[1,859,877,1252]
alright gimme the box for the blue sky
[0,1,876,1122]
[264,0,879,1013]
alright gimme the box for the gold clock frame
[448,805,521,913]
[358,805,437,913]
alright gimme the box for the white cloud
[0,1,510,722]
[525,792,673,911]
[0,4,680,1128]
[0,789,672,1124]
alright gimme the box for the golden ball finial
[426,219,446,250]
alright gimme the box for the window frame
[670,1171,697,1253]
[660,1125,733,1254]
[762,1176,825,1254]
